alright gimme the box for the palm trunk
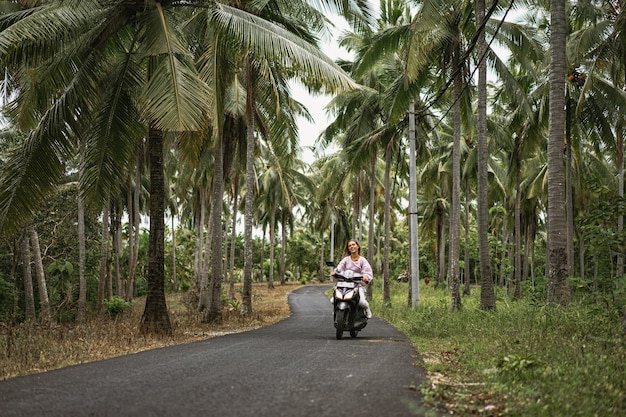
[97,206,110,315]
[229,191,238,301]
[437,212,446,288]
[171,213,178,292]
[449,40,462,311]
[205,130,225,324]
[523,223,531,283]
[368,153,376,265]
[261,225,267,282]
[125,160,142,301]
[197,187,210,312]
[140,126,172,334]
[280,211,287,286]
[242,60,256,315]
[514,162,523,299]
[112,204,123,297]
[383,142,392,303]
[268,205,277,289]
[476,0,495,310]
[30,227,50,321]
[547,0,570,304]
[21,232,36,321]
[565,93,575,277]
[319,229,325,282]
[368,153,377,300]
[463,175,471,296]
[77,191,87,323]
[126,177,134,297]
[617,129,624,277]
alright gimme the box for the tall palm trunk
[565,93,575,277]
[319,229,325,282]
[77,190,87,323]
[21,231,36,321]
[198,187,211,311]
[242,60,255,315]
[171,213,178,292]
[280,211,287,286]
[126,159,141,301]
[229,190,239,300]
[261,225,267,282]
[368,153,377,300]
[514,163,523,298]
[112,204,123,297]
[463,175,471,296]
[449,40,462,311]
[140,127,172,334]
[268,206,277,289]
[30,226,50,321]
[383,142,392,303]
[205,131,225,323]
[617,129,624,277]
[476,0,494,309]
[437,210,446,288]
[97,206,110,315]
[368,153,376,264]
[547,0,570,304]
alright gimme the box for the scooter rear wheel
[335,310,346,340]
[350,330,358,338]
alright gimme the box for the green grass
[370,281,626,416]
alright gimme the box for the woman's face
[347,241,359,255]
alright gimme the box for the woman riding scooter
[330,239,373,318]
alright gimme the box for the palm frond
[211,4,359,94]
[138,5,212,132]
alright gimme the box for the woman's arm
[360,258,373,282]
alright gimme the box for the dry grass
[0,282,308,380]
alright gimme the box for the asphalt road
[0,285,434,417]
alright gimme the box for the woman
[331,239,373,318]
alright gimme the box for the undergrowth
[0,282,303,380]
[371,281,626,416]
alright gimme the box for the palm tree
[475,0,494,309]
[545,0,570,304]
[0,0,358,330]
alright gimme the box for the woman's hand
[362,275,371,284]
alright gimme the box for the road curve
[0,285,433,417]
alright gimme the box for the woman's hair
[343,239,361,256]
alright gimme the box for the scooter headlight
[334,289,343,299]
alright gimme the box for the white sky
[293,20,353,165]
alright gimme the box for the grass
[0,281,306,380]
[370,281,626,416]
[4,279,624,416]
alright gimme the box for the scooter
[327,262,368,340]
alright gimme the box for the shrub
[103,296,131,318]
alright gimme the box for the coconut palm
[544,0,570,304]
[0,0,359,330]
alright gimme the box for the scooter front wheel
[335,309,346,340]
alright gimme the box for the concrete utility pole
[408,100,420,307]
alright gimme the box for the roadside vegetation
[0,282,303,380]
[372,280,626,416]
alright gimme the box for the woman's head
[344,239,361,256]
